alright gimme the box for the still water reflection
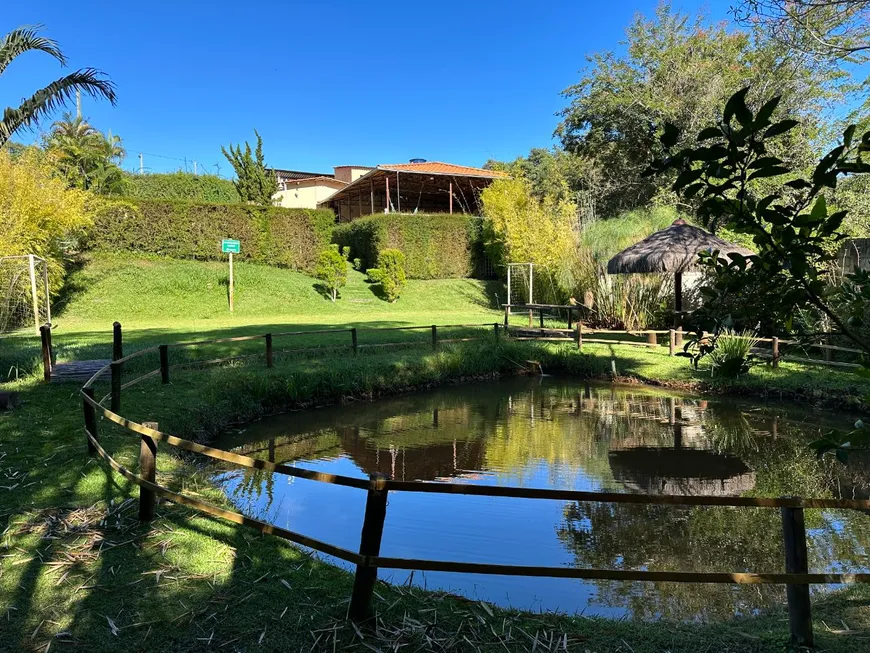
[212,377,870,621]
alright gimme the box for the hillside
[1,253,502,375]
[56,253,501,329]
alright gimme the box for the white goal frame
[0,255,51,335]
[506,262,535,314]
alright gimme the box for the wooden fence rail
[78,320,870,646]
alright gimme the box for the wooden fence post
[112,321,123,361]
[669,329,676,356]
[567,309,573,331]
[576,322,583,351]
[139,421,158,522]
[431,325,438,351]
[111,321,123,412]
[647,332,657,347]
[110,361,121,413]
[528,308,533,328]
[539,309,545,329]
[351,328,358,355]
[494,323,499,341]
[348,473,389,621]
[781,506,813,647]
[159,345,170,383]
[504,304,509,327]
[82,387,98,456]
[40,324,52,383]
[265,334,273,367]
[772,337,779,369]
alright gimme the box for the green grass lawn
[3,253,870,652]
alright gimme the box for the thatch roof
[607,219,754,275]
[608,448,756,496]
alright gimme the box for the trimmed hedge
[89,198,335,272]
[332,213,485,279]
[123,172,240,203]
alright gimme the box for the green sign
[221,239,240,254]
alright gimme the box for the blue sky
[4,1,731,176]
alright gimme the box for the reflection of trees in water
[557,502,783,621]
[221,468,276,519]
[213,379,870,620]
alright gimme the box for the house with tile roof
[270,160,506,219]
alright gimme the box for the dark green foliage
[123,172,240,203]
[44,113,126,195]
[221,130,278,205]
[332,214,485,279]
[648,88,869,341]
[648,87,870,456]
[554,4,843,217]
[89,198,335,272]
[367,248,407,302]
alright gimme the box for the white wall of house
[273,182,344,209]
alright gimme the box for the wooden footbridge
[39,324,112,384]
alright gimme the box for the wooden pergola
[320,162,507,221]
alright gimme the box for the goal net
[507,263,563,308]
[0,256,51,336]
[507,263,534,308]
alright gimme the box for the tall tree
[0,26,116,148]
[555,3,845,217]
[44,113,126,194]
[734,1,870,63]
[221,130,277,206]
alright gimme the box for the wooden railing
[507,322,866,370]
[78,322,870,647]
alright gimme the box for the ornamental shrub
[123,172,240,203]
[89,198,335,272]
[367,249,407,302]
[315,245,348,301]
[332,213,485,279]
[0,148,94,296]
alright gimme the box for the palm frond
[0,69,117,146]
[0,25,65,76]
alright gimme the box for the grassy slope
[2,253,870,652]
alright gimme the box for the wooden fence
[507,320,865,371]
[77,321,870,647]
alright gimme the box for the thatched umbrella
[606,219,753,315]
[608,447,756,496]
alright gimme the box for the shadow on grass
[312,282,338,302]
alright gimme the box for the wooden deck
[49,360,111,384]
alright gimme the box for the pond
[212,377,870,621]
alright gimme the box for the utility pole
[76,90,81,119]
[139,153,144,175]
[193,160,197,175]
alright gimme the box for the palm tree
[0,25,116,148]
[45,113,127,194]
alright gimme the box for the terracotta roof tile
[377,161,507,178]
[280,176,346,186]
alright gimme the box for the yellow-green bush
[0,148,95,294]
[480,177,578,298]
